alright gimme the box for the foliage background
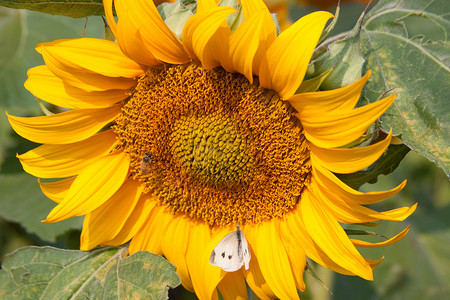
[0,0,449,299]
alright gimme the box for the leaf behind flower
[0,247,181,299]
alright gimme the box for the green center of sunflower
[171,113,252,188]
[113,63,311,227]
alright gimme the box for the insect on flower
[210,225,251,272]
[140,153,153,174]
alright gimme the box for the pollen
[113,63,311,227]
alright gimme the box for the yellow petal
[300,94,395,148]
[38,177,75,204]
[312,180,417,224]
[218,271,248,300]
[25,66,129,109]
[161,215,194,292]
[243,248,276,300]
[44,151,130,223]
[279,216,306,291]
[244,221,299,300]
[182,7,235,68]
[259,11,334,98]
[80,179,143,250]
[105,196,157,247]
[186,223,223,300]
[128,205,171,255]
[36,38,145,78]
[208,25,235,71]
[197,0,217,12]
[7,104,121,144]
[310,129,392,174]
[37,48,136,92]
[119,0,190,64]
[241,0,269,18]
[288,70,371,115]
[300,189,373,280]
[286,208,359,276]
[109,0,160,66]
[103,0,117,36]
[18,130,117,178]
[351,225,411,248]
[229,10,276,83]
[312,159,407,205]
[366,257,384,270]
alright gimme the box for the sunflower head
[7,0,416,298]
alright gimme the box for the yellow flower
[7,0,416,299]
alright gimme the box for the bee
[140,153,153,174]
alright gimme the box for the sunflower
[7,0,416,299]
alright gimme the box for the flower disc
[114,63,312,226]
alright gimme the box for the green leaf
[338,144,410,190]
[0,246,181,299]
[360,0,450,176]
[0,173,82,242]
[0,0,104,18]
[0,7,105,110]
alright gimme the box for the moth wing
[209,232,244,272]
[240,231,251,270]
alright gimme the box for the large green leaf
[360,0,450,176]
[0,246,181,299]
[308,0,449,178]
[0,0,104,18]
[0,174,82,242]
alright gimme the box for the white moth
[209,225,251,272]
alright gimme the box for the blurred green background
[0,1,449,299]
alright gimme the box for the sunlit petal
[300,94,395,148]
[310,129,392,174]
[288,71,371,115]
[245,221,299,299]
[7,105,121,144]
[119,0,190,64]
[301,189,373,280]
[259,11,333,98]
[44,151,130,222]
[38,177,75,204]
[25,66,129,109]
[218,271,248,300]
[351,225,411,248]
[182,7,235,68]
[18,130,117,178]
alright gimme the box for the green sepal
[317,3,340,46]
[297,67,333,93]
[37,98,54,116]
[305,261,334,296]
[308,9,366,90]
[345,229,387,239]
[351,222,381,228]
[158,0,196,40]
[338,144,411,190]
[221,0,244,33]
